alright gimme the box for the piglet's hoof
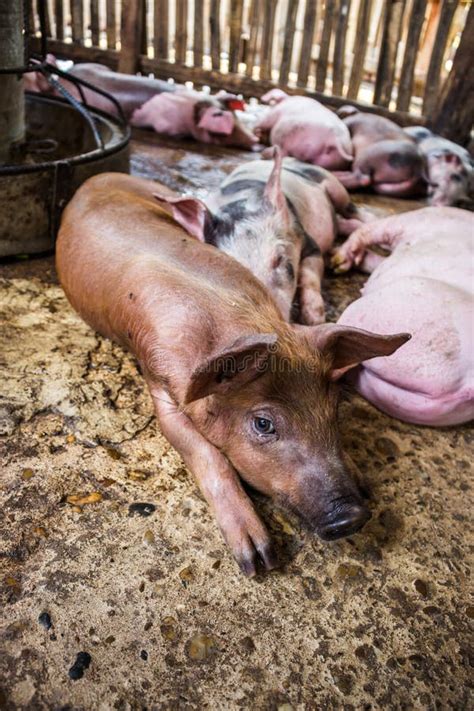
[330,237,367,273]
[330,250,353,274]
[216,506,278,577]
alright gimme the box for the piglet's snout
[318,498,371,541]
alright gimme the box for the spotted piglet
[154,148,362,325]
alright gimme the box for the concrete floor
[0,131,472,710]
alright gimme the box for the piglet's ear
[197,106,235,135]
[184,333,277,404]
[263,146,290,223]
[153,192,211,242]
[310,323,411,380]
[337,105,358,119]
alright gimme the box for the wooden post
[90,0,100,46]
[347,0,373,99]
[279,0,298,86]
[229,0,244,73]
[118,0,141,73]
[374,0,406,107]
[193,0,204,66]
[140,0,148,56]
[175,0,187,64]
[396,0,427,111]
[316,0,336,92]
[422,0,459,116]
[44,0,52,36]
[260,0,277,81]
[430,2,474,145]
[0,0,25,162]
[54,0,64,40]
[106,0,116,49]
[154,0,168,59]
[71,0,84,44]
[333,0,352,96]
[245,0,260,78]
[297,0,318,88]
[210,0,221,70]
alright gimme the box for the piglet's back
[56,173,279,344]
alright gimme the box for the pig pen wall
[28,0,474,143]
[0,132,472,710]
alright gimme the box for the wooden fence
[27,0,473,140]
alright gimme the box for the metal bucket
[0,92,130,256]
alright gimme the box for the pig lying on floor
[332,207,474,426]
[24,54,177,118]
[57,173,409,574]
[25,56,257,150]
[153,148,363,324]
[131,90,258,149]
[333,107,425,197]
[404,126,473,208]
[255,89,353,169]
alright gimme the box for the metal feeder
[0,7,130,256]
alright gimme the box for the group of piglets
[51,62,473,574]
[257,90,473,207]
[26,59,473,207]
[56,139,473,574]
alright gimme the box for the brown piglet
[56,173,410,576]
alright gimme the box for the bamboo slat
[43,0,52,36]
[297,0,318,87]
[333,0,352,96]
[118,0,141,72]
[423,0,460,116]
[347,0,373,99]
[210,0,221,70]
[229,0,244,73]
[279,0,298,86]
[396,0,427,111]
[71,0,84,44]
[316,0,336,92]
[193,0,204,66]
[245,0,260,78]
[90,0,100,45]
[106,0,116,48]
[260,0,277,81]
[175,0,187,64]
[154,0,169,59]
[54,0,64,40]
[27,0,36,35]
[431,2,474,144]
[140,0,148,55]
[374,0,406,107]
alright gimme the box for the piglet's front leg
[298,255,325,325]
[331,218,398,273]
[150,388,277,576]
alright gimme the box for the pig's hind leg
[150,388,277,576]
[298,255,326,325]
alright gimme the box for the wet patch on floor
[0,129,472,710]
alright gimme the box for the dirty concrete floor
[1,130,472,711]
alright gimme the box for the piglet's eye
[252,416,276,436]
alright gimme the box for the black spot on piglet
[129,502,156,517]
[68,652,91,680]
[388,150,417,169]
